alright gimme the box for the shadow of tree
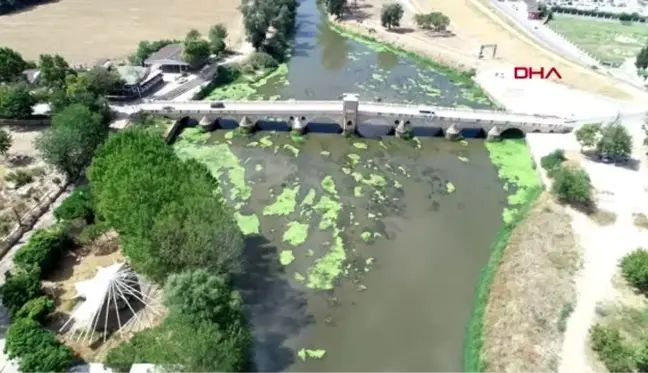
[234,235,314,372]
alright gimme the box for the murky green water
[173,1,510,371]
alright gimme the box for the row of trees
[85,128,250,371]
[240,0,297,58]
[575,122,633,161]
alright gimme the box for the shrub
[242,52,278,73]
[78,221,110,245]
[54,185,94,223]
[4,169,33,187]
[590,324,635,372]
[540,149,565,175]
[551,167,593,207]
[15,295,55,323]
[620,248,648,293]
[0,269,42,316]
[14,228,67,275]
[4,317,74,372]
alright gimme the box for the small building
[112,66,163,99]
[527,0,542,19]
[143,43,191,73]
[22,69,41,85]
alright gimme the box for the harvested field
[547,14,648,65]
[483,193,581,372]
[0,125,64,239]
[0,0,244,65]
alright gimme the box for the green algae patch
[446,182,456,193]
[298,349,327,361]
[354,186,364,197]
[255,164,263,172]
[174,134,251,203]
[320,150,330,157]
[346,153,361,167]
[353,142,368,150]
[361,231,372,242]
[283,144,300,157]
[235,212,260,235]
[394,180,403,189]
[264,185,299,216]
[458,156,469,163]
[321,175,337,196]
[283,222,309,246]
[314,195,342,230]
[294,272,305,282]
[463,139,542,372]
[224,131,234,140]
[301,188,316,207]
[259,136,273,148]
[307,232,345,290]
[280,250,295,265]
[485,139,541,221]
[459,140,469,146]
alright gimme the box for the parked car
[210,102,225,109]
[419,110,435,114]
[162,106,174,111]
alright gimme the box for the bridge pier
[342,93,359,136]
[199,116,213,131]
[487,126,501,142]
[238,116,255,134]
[394,120,411,138]
[290,117,305,135]
[445,124,462,141]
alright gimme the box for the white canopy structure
[60,262,161,343]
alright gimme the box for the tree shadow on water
[234,235,314,372]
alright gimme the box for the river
[173,0,511,371]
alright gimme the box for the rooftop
[144,43,189,66]
[115,65,149,85]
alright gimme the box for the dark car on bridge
[210,102,225,108]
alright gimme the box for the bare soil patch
[42,235,166,362]
[0,125,64,238]
[633,213,648,230]
[0,0,245,65]
[591,209,618,227]
[483,193,581,372]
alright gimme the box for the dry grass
[633,213,648,230]
[42,237,166,362]
[0,0,245,65]
[591,209,618,227]
[483,193,581,372]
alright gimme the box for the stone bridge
[137,93,573,139]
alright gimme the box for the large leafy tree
[596,123,633,160]
[39,54,73,90]
[163,269,245,327]
[0,47,29,83]
[182,30,211,67]
[381,3,404,29]
[35,103,107,177]
[551,167,593,207]
[209,24,228,56]
[0,84,36,119]
[574,122,601,151]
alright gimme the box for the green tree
[574,122,601,151]
[596,123,633,160]
[273,4,295,37]
[39,54,73,90]
[0,84,36,119]
[53,185,94,223]
[14,228,67,275]
[0,47,28,83]
[0,269,42,316]
[381,3,404,29]
[4,317,74,372]
[163,269,245,327]
[635,44,648,71]
[551,167,593,207]
[84,67,124,95]
[636,339,648,372]
[183,32,211,67]
[15,295,56,323]
[35,103,107,177]
[326,0,347,18]
[429,12,450,32]
[209,24,229,56]
[0,129,12,156]
[620,248,648,293]
[241,1,271,50]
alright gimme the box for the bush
[4,317,74,372]
[245,52,278,71]
[78,221,110,245]
[540,149,565,175]
[4,169,33,187]
[54,185,94,223]
[590,324,635,372]
[620,248,648,293]
[14,228,67,275]
[15,295,55,323]
[0,269,42,316]
[551,167,593,207]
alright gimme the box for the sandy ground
[524,115,648,372]
[0,0,245,65]
[336,0,648,102]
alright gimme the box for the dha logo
[513,67,563,80]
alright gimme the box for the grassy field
[547,14,648,65]
[0,0,244,65]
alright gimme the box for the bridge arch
[305,116,343,134]
[214,115,240,130]
[500,127,525,139]
[460,128,487,139]
[356,117,393,138]
[257,115,290,132]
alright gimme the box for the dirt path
[0,0,245,65]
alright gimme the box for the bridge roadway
[137,95,573,137]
